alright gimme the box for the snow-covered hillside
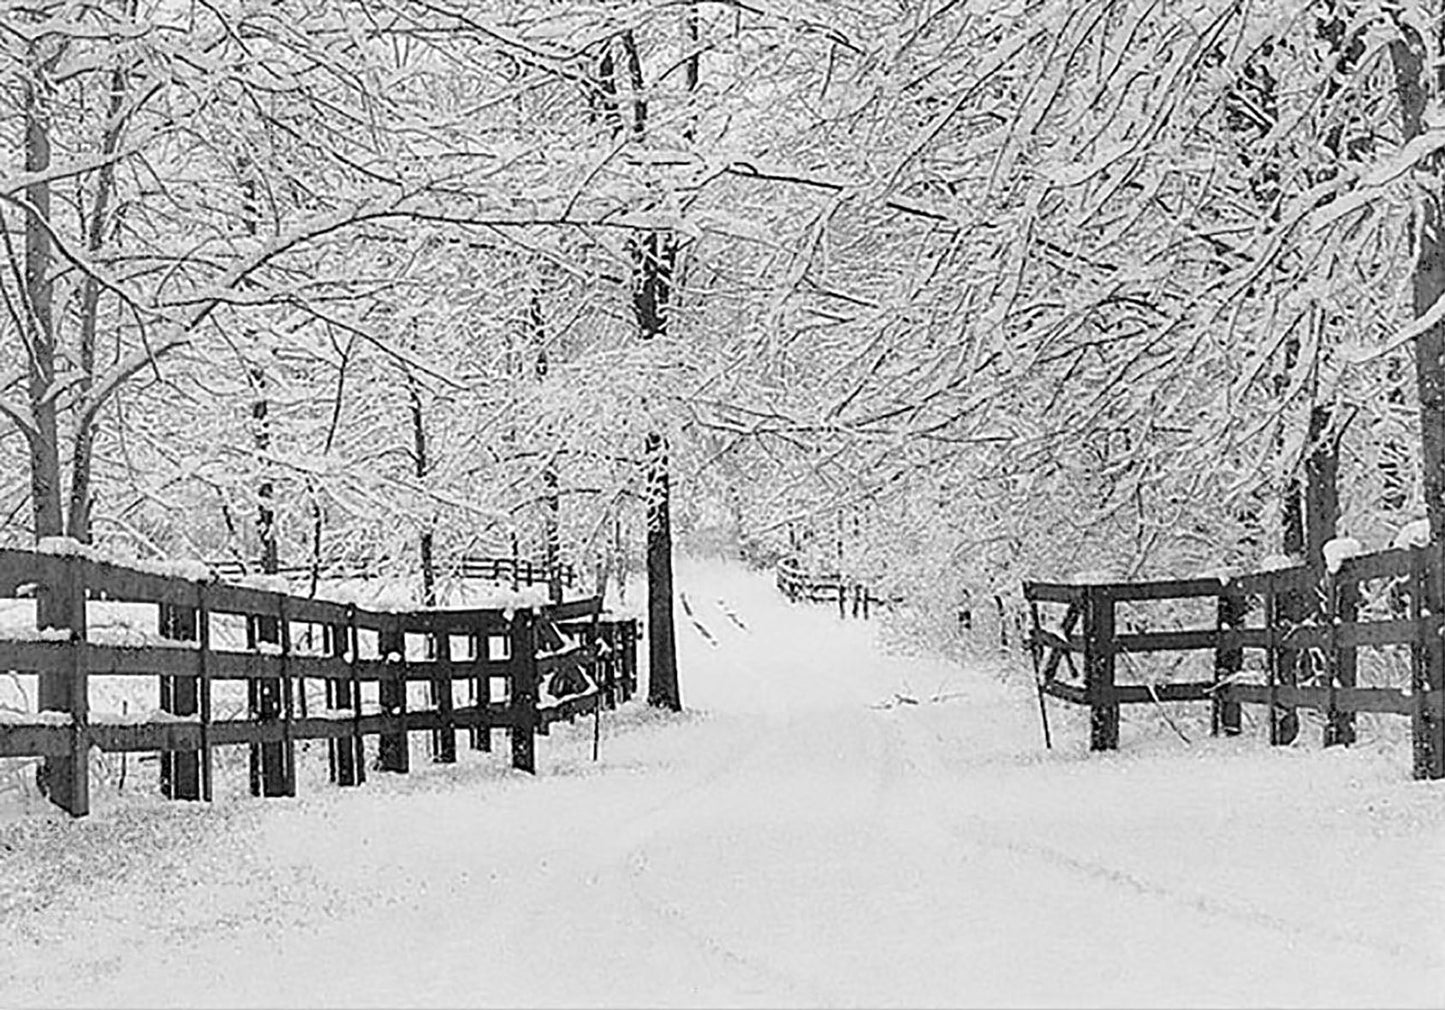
[1,559,1442,1007]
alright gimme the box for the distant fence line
[204,554,578,589]
[774,558,893,620]
[1025,543,1445,781]
[0,548,638,817]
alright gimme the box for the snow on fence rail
[0,548,639,817]
[1024,542,1445,780]
[775,558,892,620]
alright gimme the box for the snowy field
[1,559,1443,1008]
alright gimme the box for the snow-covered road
[2,560,1443,1007]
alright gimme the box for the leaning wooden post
[1027,596,1052,751]
[1083,583,1118,751]
[1213,590,1244,737]
[158,600,200,800]
[377,621,409,773]
[509,608,538,774]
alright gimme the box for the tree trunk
[530,293,562,604]
[24,45,76,808]
[406,371,437,606]
[635,231,681,711]
[1393,25,1445,542]
[644,431,680,710]
[248,366,287,795]
[1392,21,1445,777]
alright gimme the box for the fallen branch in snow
[870,692,921,709]
[688,616,718,647]
[716,599,748,631]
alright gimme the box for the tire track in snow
[883,707,1445,975]
[615,705,894,1008]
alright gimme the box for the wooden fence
[1025,543,1445,780]
[0,548,638,817]
[775,558,890,619]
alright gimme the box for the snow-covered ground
[1,558,1442,1007]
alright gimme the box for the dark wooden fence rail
[1025,542,1445,780]
[0,548,638,817]
[775,558,889,619]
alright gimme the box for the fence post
[1327,574,1359,748]
[377,622,409,773]
[1213,590,1244,737]
[469,624,491,753]
[279,597,296,796]
[1323,568,1356,749]
[627,619,640,700]
[1411,545,1445,779]
[1271,571,1302,746]
[198,586,214,802]
[34,555,88,815]
[601,623,618,709]
[430,621,456,764]
[328,616,362,786]
[159,601,200,800]
[246,599,288,797]
[1264,574,1282,744]
[509,608,537,773]
[1083,584,1118,751]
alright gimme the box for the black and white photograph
[0,0,1443,1005]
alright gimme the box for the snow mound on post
[1391,518,1431,549]
[35,537,97,560]
[1322,537,1363,574]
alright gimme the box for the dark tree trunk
[530,294,562,604]
[634,232,681,711]
[407,371,437,607]
[1391,20,1445,777]
[644,431,680,710]
[249,367,287,796]
[25,48,76,808]
[1393,21,1445,543]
